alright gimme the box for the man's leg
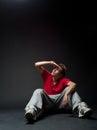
[71,91,92,118]
[25,88,55,122]
[55,87,92,118]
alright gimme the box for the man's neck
[52,77,59,84]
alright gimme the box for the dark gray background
[0,0,96,108]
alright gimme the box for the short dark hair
[58,63,67,77]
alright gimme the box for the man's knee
[34,88,44,95]
[62,87,69,94]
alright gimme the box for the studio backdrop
[0,0,96,108]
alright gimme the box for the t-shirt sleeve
[63,78,70,86]
[41,69,51,82]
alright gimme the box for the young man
[25,61,92,122]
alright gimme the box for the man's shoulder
[61,77,70,82]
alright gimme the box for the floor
[0,107,97,130]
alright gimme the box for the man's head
[51,63,67,78]
[58,63,67,77]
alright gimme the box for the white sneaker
[79,107,92,118]
[25,109,36,122]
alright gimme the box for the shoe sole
[25,112,34,122]
[83,109,92,118]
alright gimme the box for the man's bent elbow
[34,62,37,67]
[34,62,40,67]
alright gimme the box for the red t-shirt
[41,69,70,95]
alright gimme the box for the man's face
[51,67,62,77]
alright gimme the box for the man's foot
[79,107,92,118]
[74,106,92,118]
[25,109,36,122]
